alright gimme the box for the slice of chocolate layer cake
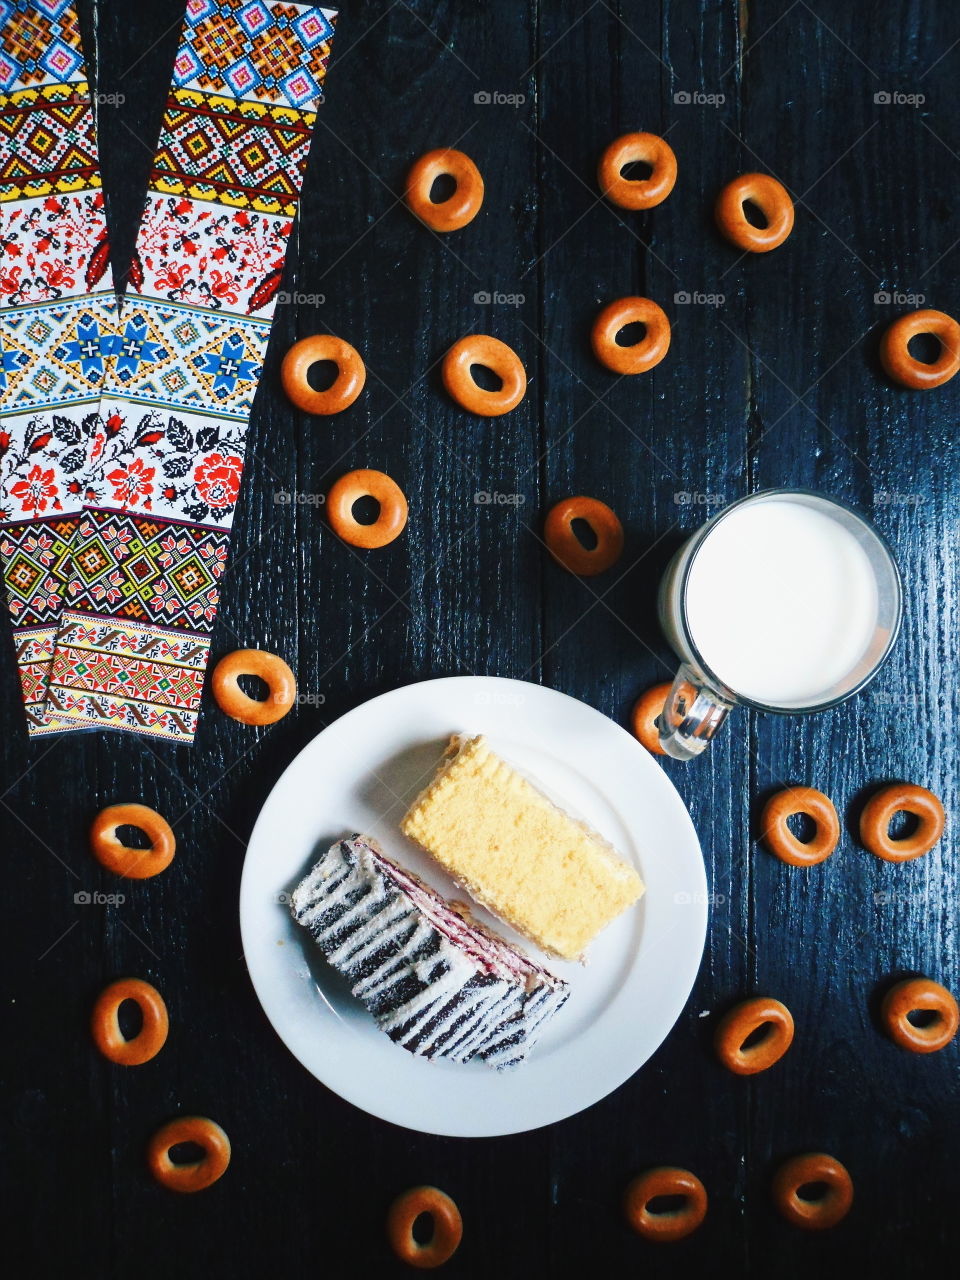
[290,835,569,1069]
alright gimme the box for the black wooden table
[4,1,959,1274]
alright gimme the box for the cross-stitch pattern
[131,192,293,318]
[49,610,211,739]
[0,190,112,304]
[0,0,84,93]
[63,506,230,631]
[0,3,115,735]
[0,80,99,202]
[173,0,335,111]
[97,298,270,419]
[0,294,117,407]
[83,402,248,526]
[152,88,313,217]
[46,0,336,742]
[0,399,100,515]
[0,508,74,624]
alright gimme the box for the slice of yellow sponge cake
[400,734,644,960]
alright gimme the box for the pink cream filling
[367,842,556,986]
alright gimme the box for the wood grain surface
[2,1,958,1274]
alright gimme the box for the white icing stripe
[291,836,569,1069]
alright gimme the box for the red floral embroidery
[107,458,155,507]
[10,465,59,514]
[194,453,242,508]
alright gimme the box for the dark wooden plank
[742,0,960,1269]
[533,0,754,1273]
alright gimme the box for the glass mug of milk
[656,489,902,760]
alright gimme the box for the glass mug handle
[657,663,736,760]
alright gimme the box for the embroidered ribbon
[0,0,117,734]
[46,0,336,740]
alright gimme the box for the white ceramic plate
[240,676,707,1137]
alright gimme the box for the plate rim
[239,675,707,1137]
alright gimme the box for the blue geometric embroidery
[0,343,28,391]
[193,335,260,397]
[0,0,84,93]
[172,0,335,111]
[115,316,169,380]
[0,295,117,410]
[98,299,269,420]
[54,312,116,379]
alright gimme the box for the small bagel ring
[859,782,945,862]
[281,335,365,415]
[387,1185,463,1268]
[879,309,960,390]
[91,978,169,1066]
[597,132,677,210]
[147,1116,231,1193]
[441,335,526,416]
[624,1167,708,1242]
[405,148,484,232]
[544,496,624,576]
[772,1153,853,1230]
[715,173,795,252]
[714,996,795,1075]
[760,787,840,867]
[90,803,175,879]
[211,649,296,726]
[592,297,671,374]
[327,468,408,549]
[631,683,671,755]
[881,977,959,1053]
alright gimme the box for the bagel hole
[645,1194,688,1215]
[742,199,768,228]
[168,1141,206,1166]
[906,1008,940,1028]
[429,173,457,203]
[796,1181,830,1203]
[570,517,599,551]
[411,1212,435,1245]
[306,359,339,393]
[350,494,381,525]
[621,159,653,181]
[237,673,270,702]
[739,1021,774,1052]
[115,823,151,850]
[886,809,920,841]
[906,332,941,365]
[116,998,144,1041]
[469,362,503,392]
[616,320,647,347]
[786,812,817,844]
